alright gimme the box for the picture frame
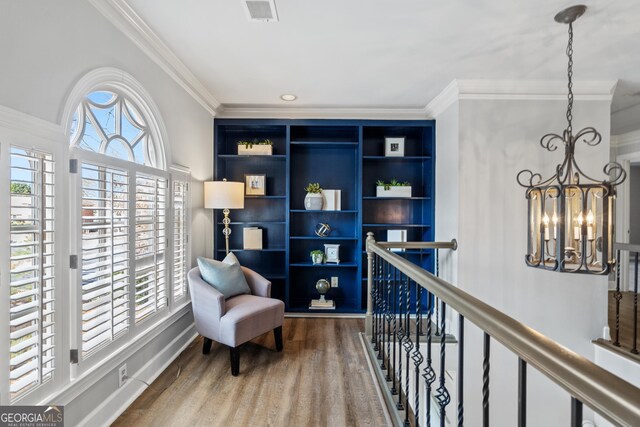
[385,137,405,157]
[244,174,266,196]
[324,244,340,264]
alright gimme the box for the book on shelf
[309,299,335,309]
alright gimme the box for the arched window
[64,69,180,365]
[70,90,162,168]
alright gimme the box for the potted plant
[310,250,324,265]
[237,139,273,155]
[304,183,324,210]
[376,179,412,198]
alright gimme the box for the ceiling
[121,0,640,133]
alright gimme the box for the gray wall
[630,165,640,243]
[1,0,213,424]
[436,96,611,426]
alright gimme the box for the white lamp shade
[204,181,245,209]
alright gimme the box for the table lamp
[204,179,245,255]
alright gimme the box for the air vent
[242,0,279,22]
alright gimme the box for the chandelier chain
[566,22,574,135]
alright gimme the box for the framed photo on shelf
[244,174,266,196]
[324,244,340,264]
[385,137,405,157]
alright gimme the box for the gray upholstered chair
[188,266,284,376]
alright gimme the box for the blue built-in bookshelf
[214,119,435,313]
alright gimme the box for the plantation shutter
[9,147,55,400]
[134,174,167,322]
[172,178,189,300]
[80,162,130,356]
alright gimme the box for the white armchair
[188,266,284,376]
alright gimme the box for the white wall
[0,0,213,424]
[436,96,612,426]
[435,102,459,286]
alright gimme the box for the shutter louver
[9,147,55,400]
[172,180,188,300]
[80,163,130,356]
[135,174,167,322]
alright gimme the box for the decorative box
[376,186,412,198]
[237,144,273,156]
[243,227,263,250]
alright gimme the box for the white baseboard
[78,326,198,427]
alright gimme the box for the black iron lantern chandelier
[517,5,626,274]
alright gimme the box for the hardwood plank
[112,318,388,427]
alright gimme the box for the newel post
[366,232,375,335]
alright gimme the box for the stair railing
[365,232,640,427]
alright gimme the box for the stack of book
[309,299,335,310]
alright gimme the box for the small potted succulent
[376,179,412,198]
[310,250,324,265]
[237,138,273,155]
[304,182,324,210]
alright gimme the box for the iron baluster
[424,291,436,427]
[402,274,413,423]
[380,259,387,365]
[633,252,639,354]
[413,284,424,427]
[458,314,464,427]
[614,249,622,347]
[571,398,583,427]
[391,265,398,395]
[435,300,450,427]
[377,254,384,357]
[386,262,393,380]
[395,267,404,407]
[518,358,527,427]
[372,254,377,347]
[483,333,490,427]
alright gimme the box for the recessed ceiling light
[280,94,297,101]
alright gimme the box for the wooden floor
[113,318,389,427]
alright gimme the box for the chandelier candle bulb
[587,210,595,241]
[543,214,551,241]
[552,212,558,239]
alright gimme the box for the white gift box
[387,229,407,252]
[376,186,412,198]
[321,189,341,211]
[243,227,263,250]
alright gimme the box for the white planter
[304,193,324,210]
[376,186,412,198]
[237,144,273,155]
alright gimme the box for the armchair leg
[230,347,240,376]
[203,338,212,355]
[274,326,283,352]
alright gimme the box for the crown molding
[217,106,429,120]
[0,105,64,141]
[611,129,640,148]
[425,79,618,118]
[88,0,220,116]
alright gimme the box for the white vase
[304,193,324,210]
[311,253,324,265]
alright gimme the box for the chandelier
[516,5,626,274]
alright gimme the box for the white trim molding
[0,105,64,141]
[88,0,220,116]
[425,79,618,119]
[217,106,429,120]
[612,129,640,149]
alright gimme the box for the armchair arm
[241,266,271,298]
[188,267,225,340]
